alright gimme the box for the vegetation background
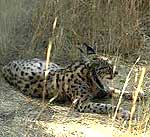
[0,0,149,136]
[0,0,149,66]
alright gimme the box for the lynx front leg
[74,99,130,120]
[96,77,145,100]
[109,87,145,100]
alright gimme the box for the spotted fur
[2,44,130,119]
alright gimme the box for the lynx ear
[78,47,89,63]
[78,47,84,54]
[83,43,96,55]
[93,42,97,53]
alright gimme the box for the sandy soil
[0,63,150,137]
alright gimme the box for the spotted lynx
[2,43,130,119]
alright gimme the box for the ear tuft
[83,43,96,55]
[78,47,84,54]
[78,47,89,63]
[93,42,97,53]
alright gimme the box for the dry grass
[30,0,149,62]
[0,0,150,136]
[1,0,149,65]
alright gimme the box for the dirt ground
[0,1,150,136]
[0,62,150,137]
